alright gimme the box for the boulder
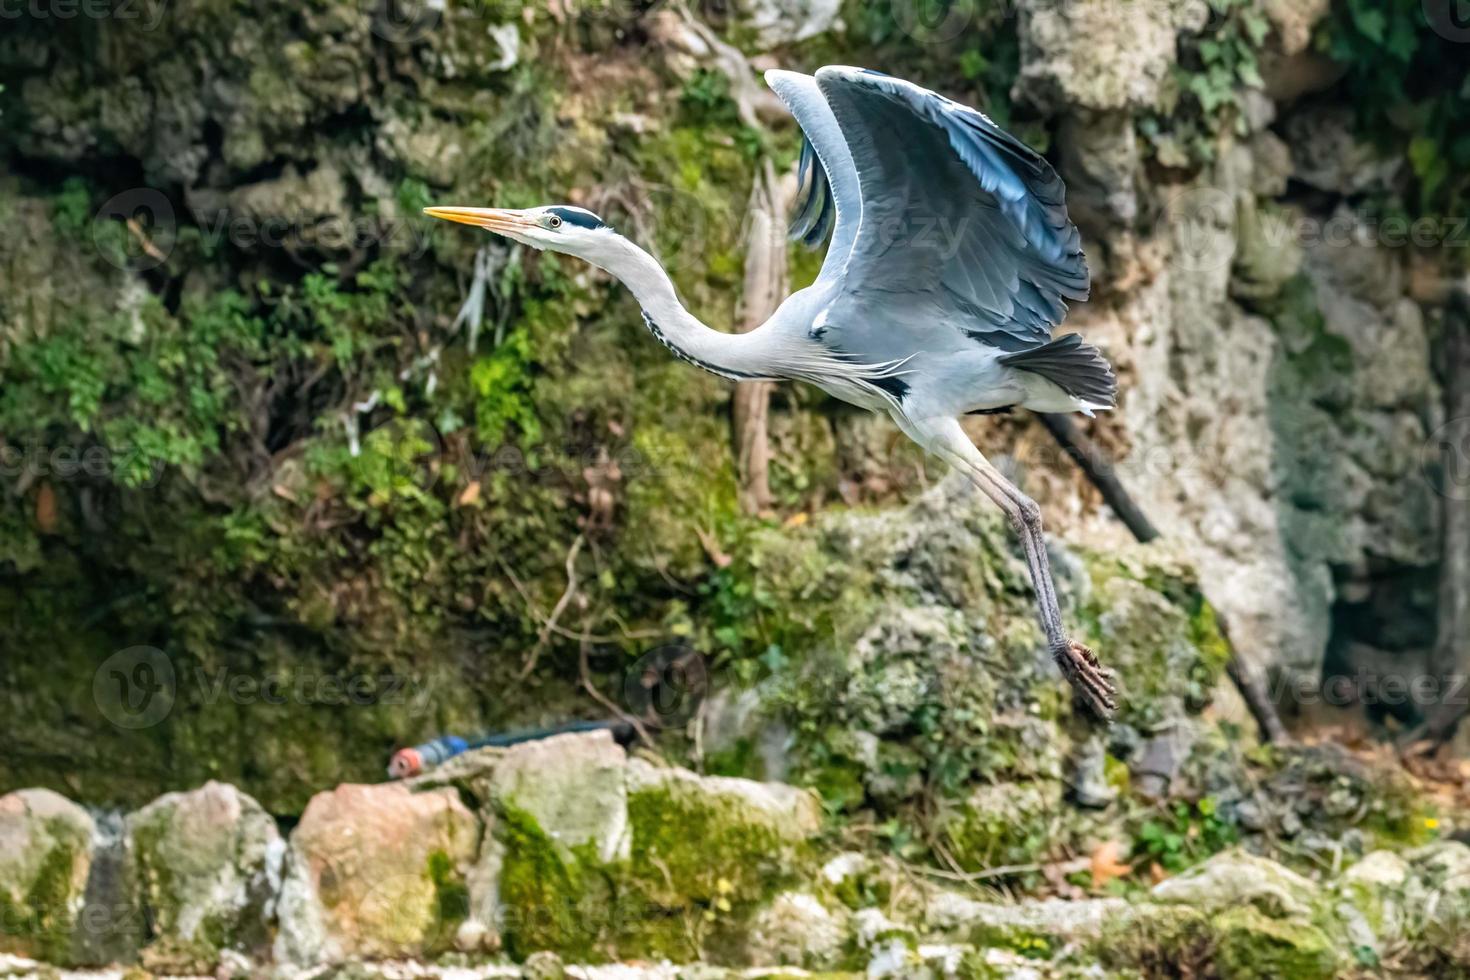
[273,783,479,966]
[0,789,94,966]
[1152,849,1319,918]
[124,781,282,972]
[493,755,821,962]
[489,729,630,864]
[741,892,848,969]
[1212,906,1338,979]
[1336,850,1411,955]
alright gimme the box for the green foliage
[1321,0,1470,219]
[471,327,541,448]
[52,177,93,237]
[1133,797,1240,873]
[1140,0,1270,167]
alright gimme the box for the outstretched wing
[764,70,862,284]
[815,66,1089,352]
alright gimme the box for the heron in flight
[426,66,1118,719]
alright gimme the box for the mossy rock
[942,781,1067,875]
[1211,907,1338,980]
[0,789,95,966]
[494,757,822,963]
[125,781,281,971]
[273,783,479,966]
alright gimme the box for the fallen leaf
[457,481,482,507]
[1090,840,1132,889]
[782,512,809,529]
[1149,861,1169,885]
[34,482,57,534]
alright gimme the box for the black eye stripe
[546,206,606,230]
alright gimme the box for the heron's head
[423,204,615,259]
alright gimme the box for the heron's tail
[1000,334,1117,412]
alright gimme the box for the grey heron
[426,66,1118,720]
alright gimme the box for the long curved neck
[586,235,776,381]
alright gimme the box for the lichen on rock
[124,781,281,972]
[0,789,94,966]
[273,782,479,966]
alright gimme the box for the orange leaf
[457,481,482,507]
[34,482,57,534]
[1090,840,1131,889]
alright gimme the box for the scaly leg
[903,416,1117,720]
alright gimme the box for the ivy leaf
[1241,11,1270,47]
[1237,58,1264,89]
[1385,14,1419,62]
[1350,5,1387,44]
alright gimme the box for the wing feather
[814,66,1089,351]
[764,69,862,281]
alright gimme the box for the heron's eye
[547,215,563,229]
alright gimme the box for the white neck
[584,234,776,381]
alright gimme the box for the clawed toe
[1054,639,1117,722]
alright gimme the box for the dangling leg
[905,416,1117,720]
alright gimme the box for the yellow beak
[422,206,534,234]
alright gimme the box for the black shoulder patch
[548,206,606,230]
[871,375,909,401]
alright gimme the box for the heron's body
[426,65,1119,719]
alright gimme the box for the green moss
[623,781,808,921]
[0,828,82,965]
[1211,907,1338,980]
[968,924,1056,960]
[943,782,1060,877]
[1092,905,1215,978]
[425,849,470,947]
[495,805,602,961]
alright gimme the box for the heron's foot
[1054,639,1117,722]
